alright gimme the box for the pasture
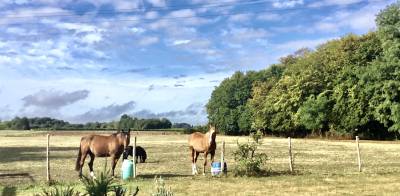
[1,131,400,195]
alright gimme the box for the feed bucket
[211,162,221,176]
[121,159,134,180]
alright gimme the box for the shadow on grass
[230,170,305,178]
[1,186,17,196]
[0,172,35,182]
[0,146,77,163]
[139,160,160,164]
[265,170,304,177]
[138,173,193,179]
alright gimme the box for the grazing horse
[122,146,147,163]
[188,125,217,175]
[75,129,130,178]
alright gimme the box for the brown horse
[75,129,130,178]
[188,125,217,175]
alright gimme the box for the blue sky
[0,0,395,125]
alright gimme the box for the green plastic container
[121,159,134,180]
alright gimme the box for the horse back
[83,134,123,157]
[188,132,209,152]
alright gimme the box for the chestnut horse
[188,125,217,175]
[75,129,130,178]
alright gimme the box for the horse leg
[210,150,215,165]
[79,150,88,178]
[203,152,208,175]
[88,152,96,179]
[111,155,118,177]
[190,148,195,175]
[194,151,200,175]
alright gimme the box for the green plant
[80,171,139,196]
[151,176,174,196]
[232,130,268,176]
[36,186,79,196]
[112,185,139,196]
[81,171,115,196]
[112,185,127,196]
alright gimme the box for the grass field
[1,130,400,195]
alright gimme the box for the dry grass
[1,130,400,195]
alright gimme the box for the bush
[112,185,139,196]
[232,130,268,176]
[37,171,139,196]
[81,171,139,196]
[36,186,79,196]
[81,172,114,196]
[151,176,174,196]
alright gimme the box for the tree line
[0,115,190,131]
[207,3,400,139]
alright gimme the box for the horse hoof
[90,171,97,179]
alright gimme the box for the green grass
[1,131,400,195]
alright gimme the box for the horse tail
[143,148,147,162]
[75,142,82,171]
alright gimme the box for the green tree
[296,94,330,134]
[118,114,133,130]
[207,67,284,135]
[369,2,400,132]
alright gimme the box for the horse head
[208,125,217,145]
[118,128,131,150]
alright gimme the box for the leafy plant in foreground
[81,171,115,196]
[151,176,174,196]
[36,186,79,196]
[233,130,268,176]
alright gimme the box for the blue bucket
[121,159,134,180]
[211,162,221,176]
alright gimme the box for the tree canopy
[206,2,400,139]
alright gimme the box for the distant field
[1,130,400,195]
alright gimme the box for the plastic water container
[211,162,221,176]
[121,159,134,180]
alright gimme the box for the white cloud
[0,56,12,64]
[223,27,270,42]
[257,13,281,21]
[0,41,7,48]
[138,36,159,46]
[112,0,141,10]
[228,13,253,22]
[313,2,389,33]
[172,39,191,45]
[82,33,103,44]
[309,0,363,8]
[52,22,101,34]
[0,7,70,25]
[315,22,340,32]
[6,27,37,35]
[131,27,146,34]
[148,19,169,30]
[170,38,218,56]
[190,0,239,4]
[169,9,196,18]
[276,37,336,51]
[71,101,136,123]
[147,0,166,7]
[272,0,303,8]
[145,11,159,19]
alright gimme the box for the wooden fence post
[46,134,51,183]
[288,137,293,172]
[221,141,225,175]
[132,136,137,178]
[356,136,362,172]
